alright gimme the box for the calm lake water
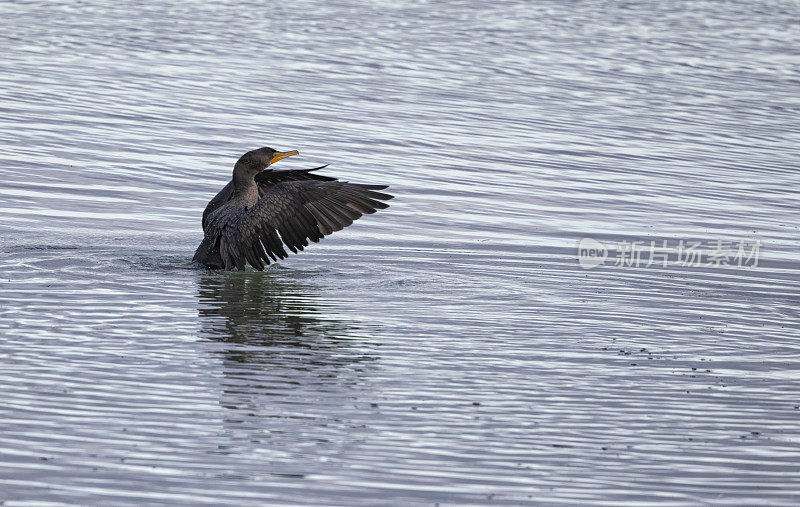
[1,0,799,504]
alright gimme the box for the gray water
[1,0,799,504]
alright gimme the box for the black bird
[193,147,393,270]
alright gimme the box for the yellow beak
[270,150,299,164]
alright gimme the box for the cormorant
[192,147,393,270]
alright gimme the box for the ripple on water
[1,0,800,504]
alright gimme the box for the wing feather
[201,181,234,232]
[254,165,337,196]
[306,202,335,235]
[219,180,392,270]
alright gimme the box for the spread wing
[201,166,336,232]
[254,164,337,187]
[201,181,234,232]
[219,180,393,271]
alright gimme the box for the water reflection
[195,271,378,454]
[199,272,349,350]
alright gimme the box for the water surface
[1,0,799,504]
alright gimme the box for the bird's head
[234,147,299,178]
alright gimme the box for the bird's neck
[233,174,258,201]
[231,164,258,198]
[232,178,258,198]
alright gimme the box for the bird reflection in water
[196,272,378,456]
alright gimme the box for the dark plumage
[192,147,393,270]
